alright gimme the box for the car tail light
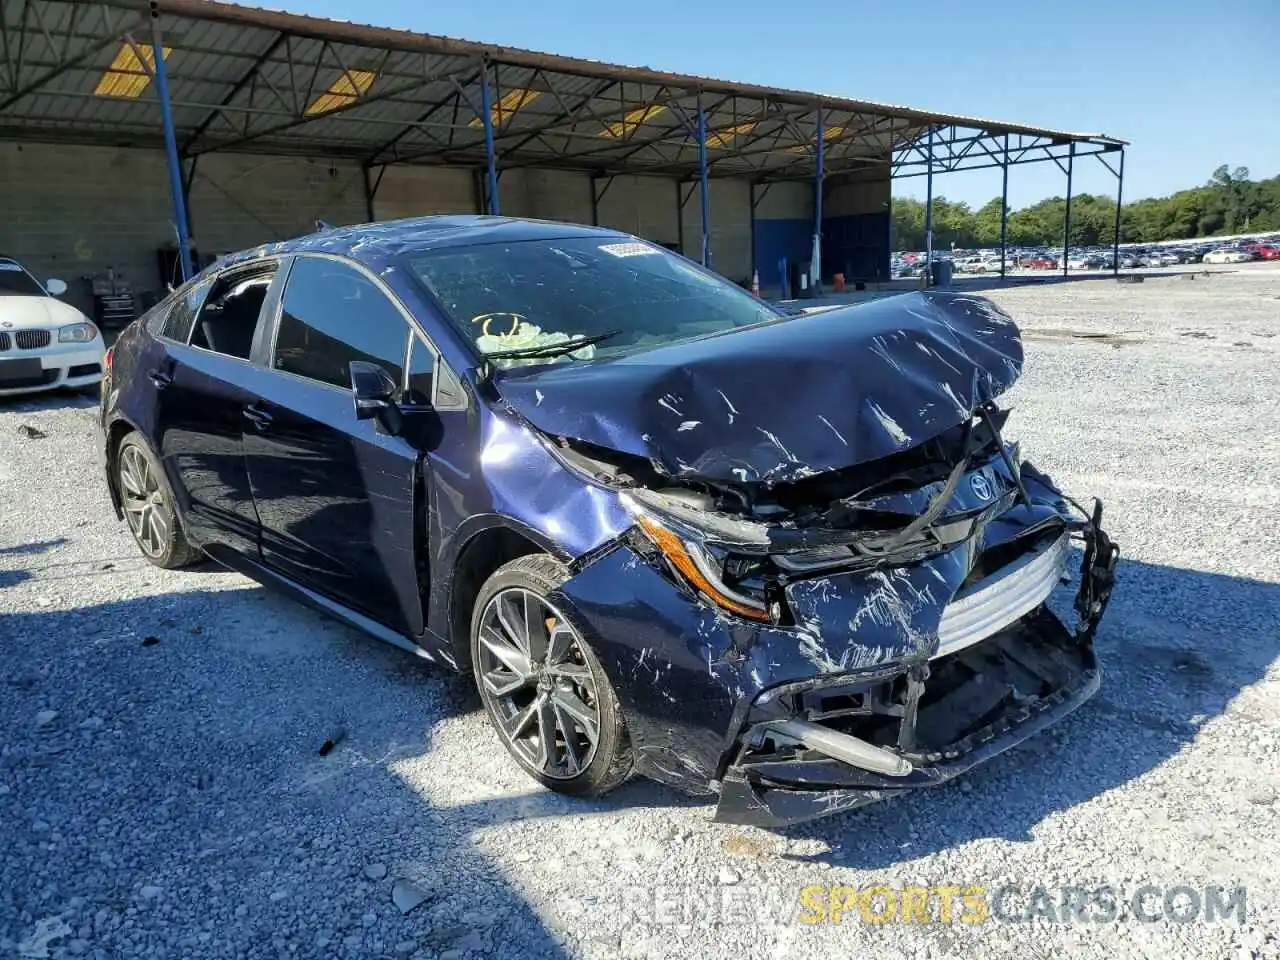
[104,346,114,374]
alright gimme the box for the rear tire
[470,554,632,796]
[116,433,202,569]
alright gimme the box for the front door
[242,255,425,637]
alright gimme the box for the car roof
[214,216,629,273]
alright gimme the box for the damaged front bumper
[717,509,1117,828]
[551,467,1118,829]
[715,607,1102,827]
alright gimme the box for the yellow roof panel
[600,104,668,138]
[93,43,170,99]
[469,88,542,129]
[305,69,377,116]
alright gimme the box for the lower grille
[934,531,1070,659]
[15,329,52,350]
[0,369,58,388]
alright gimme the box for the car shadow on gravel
[778,557,1280,866]
[3,588,581,957]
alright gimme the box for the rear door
[242,254,425,636]
[151,263,279,555]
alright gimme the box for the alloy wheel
[119,445,168,558]
[475,588,600,779]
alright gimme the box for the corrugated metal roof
[0,0,1126,180]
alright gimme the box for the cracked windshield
[405,237,780,366]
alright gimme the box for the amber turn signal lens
[637,516,771,622]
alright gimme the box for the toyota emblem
[970,473,993,501]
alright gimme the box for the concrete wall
[679,178,754,283]
[0,142,176,312]
[373,164,475,220]
[0,140,813,316]
[0,142,371,313]
[824,171,891,218]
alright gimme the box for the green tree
[1210,165,1251,233]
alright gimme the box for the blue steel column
[150,12,192,282]
[697,102,710,268]
[813,105,824,293]
[924,126,935,276]
[479,61,500,215]
[999,133,1009,279]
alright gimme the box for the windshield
[0,262,47,297]
[403,237,781,367]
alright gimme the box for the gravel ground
[2,264,1278,960]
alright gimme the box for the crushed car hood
[493,291,1023,483]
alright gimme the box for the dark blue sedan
[100,216,1117,827]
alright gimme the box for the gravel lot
[2,265,1278,960]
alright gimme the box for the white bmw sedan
[0,257,105,396]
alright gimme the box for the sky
[286,0,1279,210]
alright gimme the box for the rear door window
[190,264,278,360]
[271,257,409,391]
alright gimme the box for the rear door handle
[242,404,273,430]
[148,369,173,388]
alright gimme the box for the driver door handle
[242,403,273,430]
[148,369,173,389]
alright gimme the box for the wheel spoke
[142,508,160,554]
[545,622,575,667]
[123,498,147,514]
[495,595,529,655]
[553,700,588,774]
[505,696,540,741]
[534,695,558,770]
[479,626,533,678]
[524,594,550,663]
[149,506,168,542]
[551,688,599,747]
[482,670,530,698]
[524,599,550,665]
[120,467,144,497]
[545,661,592,682]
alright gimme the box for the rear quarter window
[147,277,213,343]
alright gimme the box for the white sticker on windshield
[599,242,659,258]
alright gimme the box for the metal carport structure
[0,0,1128,285]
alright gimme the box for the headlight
[58,321,99,343]
[634,514,772,622]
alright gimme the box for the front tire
[470,554,632,796]
[116,433,202,569]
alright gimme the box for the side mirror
[45,278,68,297]
[349,360,402,434]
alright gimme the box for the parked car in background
[98,216,1117,828]
[1254,244,1280,261]
[1025,254,1059,270]
[1203,248,1255,264]
[0,256,105,396]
